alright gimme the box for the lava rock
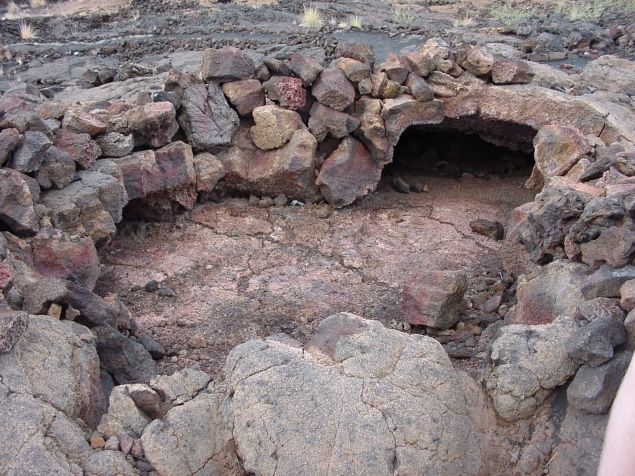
[308,102,360,141]
[8,130,51,173]
[289,53,324,86]
[469,219,504,241]
[62,109,108,136]
[576,297,626,322]
[221,79,265,116]
[34,146,76,189]
[54,130,101,170]
[96,133,135,158]
[582,264,635,299]
[262,76,306,110]
[566,317,627,367]
[251,105,303,150]
[0,169,40,236]
[492,58,534,85]
[201,47,255,83]
[312,68,356,112]
[0,309,29,354]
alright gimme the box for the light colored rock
[533,124,591,180]
[620,279,635,312]
[193,152,225,193]
[486,316,580,421]
[250,105,303,150]
[97,385,152,440]
[149,368,212,405]
[141,390,242,476]
[228,313,488,475]
[382,95,444,144]
[578,55,635,94]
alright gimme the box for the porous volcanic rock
[262,76,306,110]
[289,52,324,86]
[492,58,534,85]
[335,42,376,66]
[382,96,444,143]
[250,105,303,150]
[316,137,381,208]
[461,47,494,76]
[62,109,108,136]
[8,130,51,173]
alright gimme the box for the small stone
[138,335,166,360]
[104,436,120,451]
[47,303,63,320]
[90,435,106,449]
[144,280,160,292]
[188,333,207,349]
[258,196,274,208]
[392,177,410,194]
[469,219,504,241]
[157,285,176,297]
[249,194,260,206]
[118,433,134,455]
[620,279,635,312]
[274,194,288,206]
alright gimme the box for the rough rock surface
[402,270,467,329]
[533,125,591,181]
[316,137,381,208]
[486,316,580,421]
[311,68,356,111]
[0,168,40,235]
[250,105,303,150]
[227,313,488,475]
[201,46,255,83]
[513,260,591,325]
[221,79,264,116]
[0,309,28,353]
[178,83,240,151]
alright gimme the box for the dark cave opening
[385,120,537,183]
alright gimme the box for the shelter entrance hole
[383,120,536,187]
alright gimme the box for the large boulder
[221,79,264,117]
[227,313,488,475]
[316,137,381,208]
[312,68,356,112]
[250,105,303,150]
[8,130,51,173]
[219,128,318,201]
[31,227,100,291]
[113,141,197,220]
[533,125,591,181]
[485,316,580,421]
[178,83,240,151]
[308,102,360,141]
[578,55,635,94]
[0,168,40,236]
[512,260,592,325]
[201,47,255,83]
[110,101,179,149]
[402,270,467,329]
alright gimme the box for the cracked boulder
[178,83,240,151]
[485,316,580,421]
[109,101,179,149]
[226,313,488,475]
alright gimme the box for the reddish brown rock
[54,130,102,170]
[312,68,356,112]
[0,110,48,134]
[403,52,435,78]
[402,270,467,329]
[382,96,444,143]
[219,129,317,201]
[534,125,592,180]
[316,137,381,208]
[221,79,265,116]
[620,280,635,312]
[0,263,14,292]
[0,168,39,236]
[512,260,591,325]
[370,72,404,99]
[378,53,411,85]
[492,58,534,85]
[251,105,303,150]
[580,226,635,269]
[354,97,390,165]
[335,42,376,66]
[289,53,324,86]
[0,128,20,166]
[201,47,255,83]
[32,227,101,291]
[62,109,108,136]
[262,76,306,110]
[330,58,371,83]
[461,47,494,76]
[308,103,360,141]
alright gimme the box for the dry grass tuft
[8,1,21,14]
[453,14,475,27]
[349,15,362,29]
[19,21,37,40]
[488,1,535,25]
[301,5,323,29]
[30,0,47,9]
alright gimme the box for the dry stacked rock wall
[1,38,635,475]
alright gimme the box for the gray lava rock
[201,47,255,83]
[96,132,135,158]
[486,316,580,421]
[0,168,39,236]
[94,324,157,385]
[566,317,627,367]
[8,130,51,173]
[149,368,211,405]
[567,351,632,414]
[0,128,20,166]
[289,52,324,86]
[139,334,166,360]
[0,309,28,353]
[34,146,76,190]
[312,68,356,112]
[582,263,635,299]
[576,297,626,322]
[97,384,153,440]
[178,83,239,151]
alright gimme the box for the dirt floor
[96,171,536,379]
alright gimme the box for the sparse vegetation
[300,5,323,29]
[30,0,47,9]
[8,1,21,15]
[349,15,362,29]
[488,1,535,26]
[392,8,414,25]
[19,21,37,40]
[453,14,475,28]
[556,0,635,22]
